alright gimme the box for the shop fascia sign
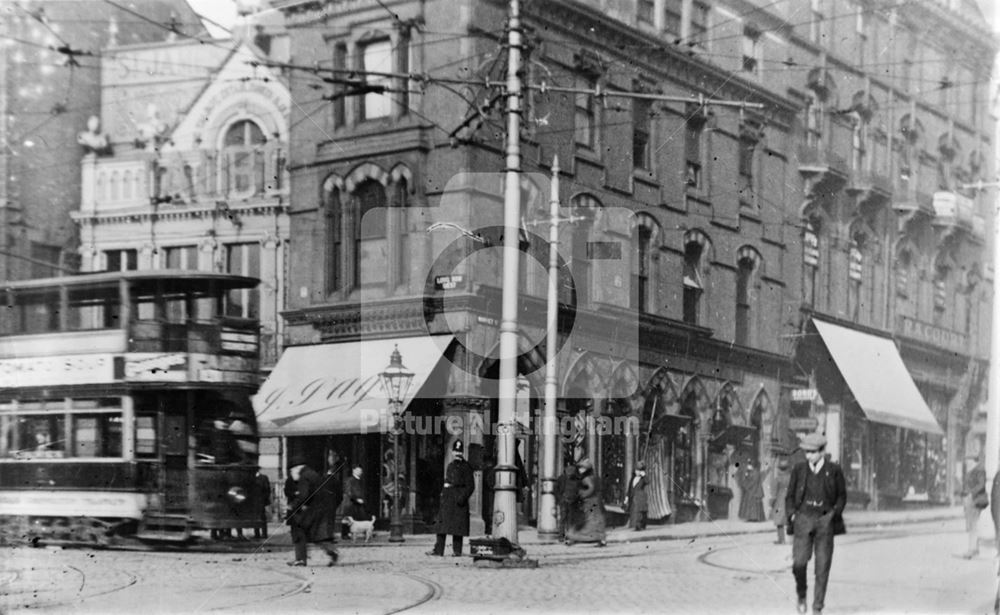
[791,388,818,402]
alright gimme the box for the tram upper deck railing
[1,271,261,361]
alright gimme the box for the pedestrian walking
[785,433,846,615]
[738,460,766,522]
[285,455,338,567]
[254,469,271,539]
[771,457,791,544]
[959,452,988,559]
[556,461,581,540]
[625,461,649,531]
[427,439,475,557]
[565,458,607,547]
[339,465,367,539]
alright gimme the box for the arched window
[109,171,120,202]
[122,170,133,200]
[565,194,601,306]
[898,115,923,194]
[223,119,266,196]
[323,177,343,293]
[802,219,821,307]
[847,234,865,322]
[683,230,710,325]
[632,214,659,313]
[355,179,387,287]
[961,267,982,336]
[932,261,950,326]
[735,247,761,346]
[937,133,960,191]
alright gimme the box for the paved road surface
[0,518,992,614]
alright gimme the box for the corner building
[271,0,995,532]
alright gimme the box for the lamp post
[379,345,414,543]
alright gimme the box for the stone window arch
[735,246,762,347]
[221,119,267,197]
[564,193,602,307]
[682,229,712,325]
[631,213,660,314]
[898,114,924,193]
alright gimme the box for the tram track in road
[383,571,443,614]
[0,557,141,612]
[695,525,964,575]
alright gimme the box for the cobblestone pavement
[0,518,993,615]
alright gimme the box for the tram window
[8,415,67,459]
[135,415,157,456]
[19,300,59,334]
[73,414,123,457]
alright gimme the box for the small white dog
[344,515,376,543]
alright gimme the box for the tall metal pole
[538,156,561,541]
[389,404,404,542]
[984,194,1000,543]
[492,0,522,545]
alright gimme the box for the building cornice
[71,199,287,225]
[521,0,800,127]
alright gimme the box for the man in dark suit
[785,433,846,615]
[286,455,339,567]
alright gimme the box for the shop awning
[812,320,942,435]
[252,335,453,437]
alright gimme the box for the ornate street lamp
[379,345,414,543]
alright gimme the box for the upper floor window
[164,245,198,270]
[802,221,820,307]
[104,249,137,272]
[356,179,388,287]
[683,231,709,325]
[685,118,704,189]
[895,249,912,299]
[223,120,266,196]
[690,2,709,47]
[809,0,824,44]
[933,264,949,323]
[332,42,348,127]
[738,137,756,208]
[225,243,261,319]
[638,0,654,24]
[742,28,760,76]
[324,166,410,295]
[631,215,659,314]
[735,248,760,346]
[360,39,392,121]
[855,8,867,66]
[633,98,651,170]
[575,79,599,151]
[805,94,823,147]
[564,194,601,306]
[663,0,682,38]
[847,240,864,322]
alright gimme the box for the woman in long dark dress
[565,458,606,547]
[738,461,766,522]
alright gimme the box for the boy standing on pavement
[785,433,846,615]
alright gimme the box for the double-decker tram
[0,271,263,545]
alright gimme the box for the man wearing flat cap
[427,439,475,557]
[785,433,846,615]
